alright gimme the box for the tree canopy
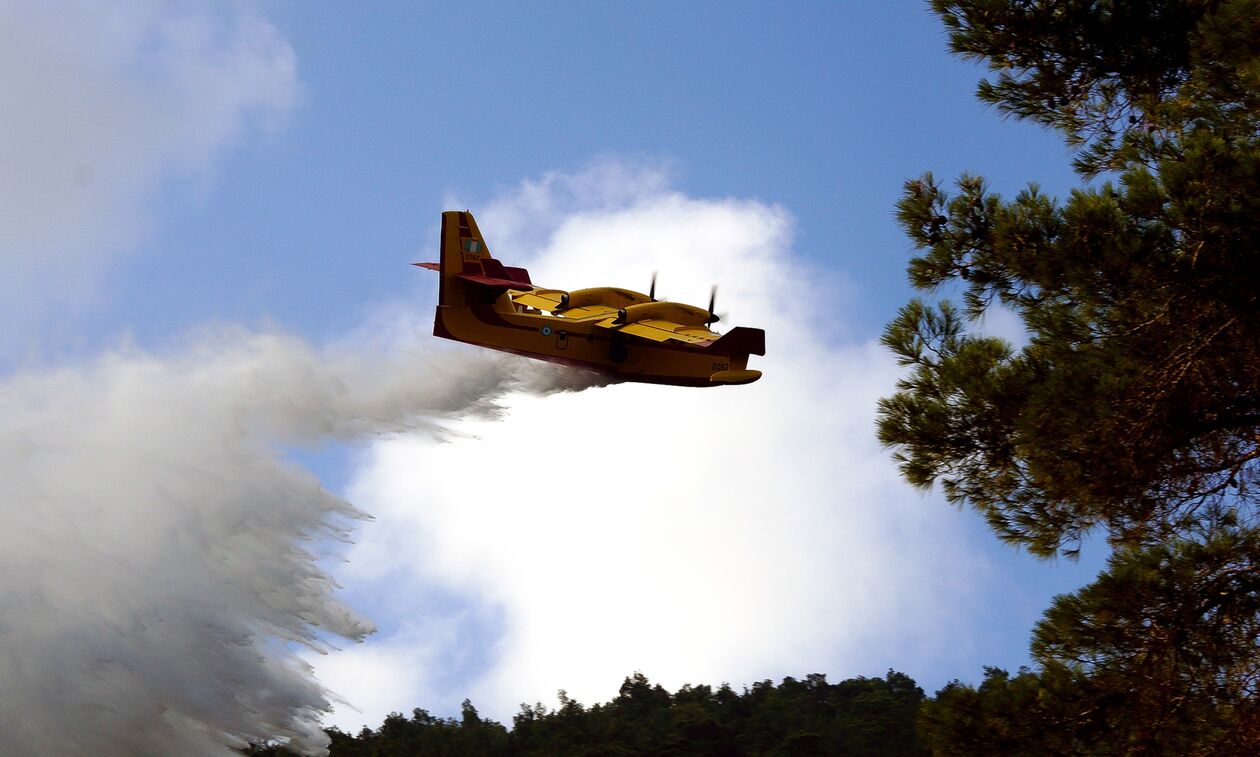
[879,1,1260,753]
[919,532,1260,754]
[880,0,1260,556]
[245,671,928,757]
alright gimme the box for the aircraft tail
[418,210,531,307]
[708,326,766,357]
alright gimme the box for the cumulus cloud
[0,0,297,332]
[0,327,606,756]
[316,162,991,729]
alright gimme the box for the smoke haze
[0,327,606,755]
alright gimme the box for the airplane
[415,210,764,386]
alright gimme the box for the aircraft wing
[597,317,718,346]
[510,291,624,321]
[557,305,622,321]
[511,289,577,310]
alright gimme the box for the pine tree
[880,2,1260,753]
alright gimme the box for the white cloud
[0,0,297,334]
[319,162,990,730]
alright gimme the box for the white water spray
[0,326,606,755]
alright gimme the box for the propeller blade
[706,285,720,325]
[649,271,657,302]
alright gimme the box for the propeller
[706,285,721,325]
[649,271,657,302]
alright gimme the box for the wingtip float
[415,210,765,387]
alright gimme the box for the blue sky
[96,1,1081,349]
[1,2,1108,752]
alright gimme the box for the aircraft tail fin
[708,326,766,357]
[445,209,492,270]
[436,210,488,307]
[421,210,531,307]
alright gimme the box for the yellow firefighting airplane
[415,211,764,386]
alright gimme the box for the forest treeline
[247,670,931,756]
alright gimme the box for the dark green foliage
[933,0,1260,175]
[920,531,1260,754]
[1030,530,1260,753]
[918,666,1088,756]
[245,671,928,757]
[510,670,928,757]
[244,705,512,757]
[881,140,1260,555]
[881,0,1260,557]
[880,2,1260,754]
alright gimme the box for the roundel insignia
[541,326,553,337]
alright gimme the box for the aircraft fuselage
[433,296,758,387]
